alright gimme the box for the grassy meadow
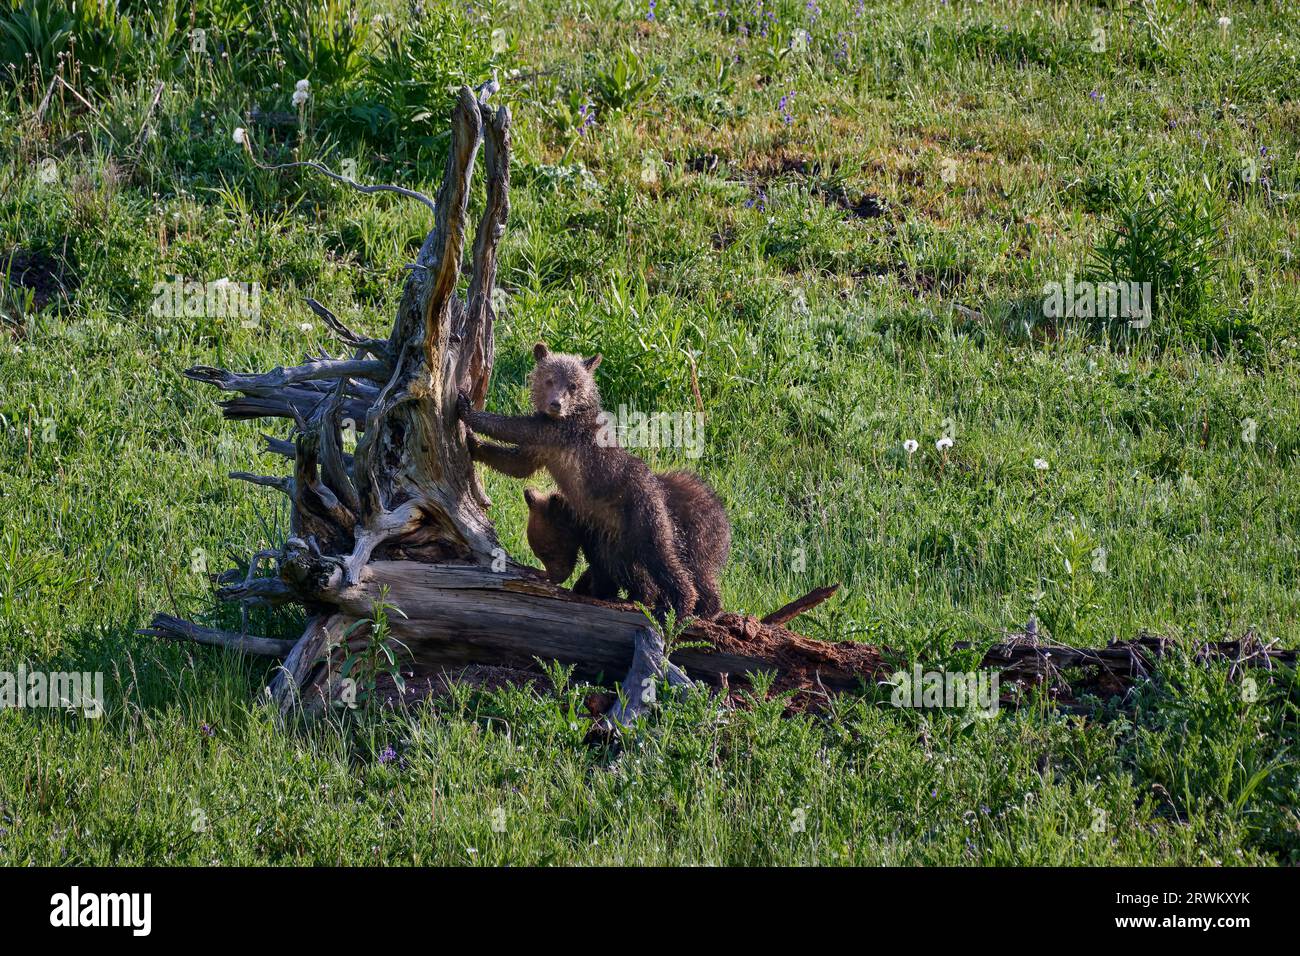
[1,0,1299,864]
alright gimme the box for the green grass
[2,0,1299,865]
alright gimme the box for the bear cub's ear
[533,342,551,361]
[523,487,541,508]
[582,353,603,371]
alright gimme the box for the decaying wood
[267,560,883,700]
[604,627,692,727]
[141,614,298,657]
[761,584,840,626]
[971,623,1296,711]
[268,615,339,712]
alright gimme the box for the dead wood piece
[252,158,438,217]
[217,391,370,428]
[268,615,338,711]
[761,584,840,626]
[968,625,1297,708]
[185,358,390,397]
[231,471,293,495]
[605,628,677,726]
[215,576,296,606]
[141,615,297,657]
[305,298,389,358]
[459,101,510,410]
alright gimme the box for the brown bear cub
[457,342,730,620]
[524,468,729,618]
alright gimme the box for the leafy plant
[636,602,707,659]
[333,586,410,711]
[1032,524,1103,644]
[1125,655,1296,828]
[262,0,368,87]
[0,277,37,333]
[322,2,494,171]
[674,52,743,118]
[591,46,662,115]
[1087,173,1225,342]
[539,85,596,141]
[0,0,138,92]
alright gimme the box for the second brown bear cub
[523,469,729,618]
[457,342,730,620]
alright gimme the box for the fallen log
[143,84,890,721]
[970,623,1296,711]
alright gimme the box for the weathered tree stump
[143,86,887,722]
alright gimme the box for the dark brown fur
[524,468,730,617]
[458,342,730,620]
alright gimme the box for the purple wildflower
[577,101,596,136]
[778,90,795,125]
[647,0,656,21]
[378,745,399,765]
[199,722,214,738]
[1089,89,1104,103]
[834,32,850,63]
